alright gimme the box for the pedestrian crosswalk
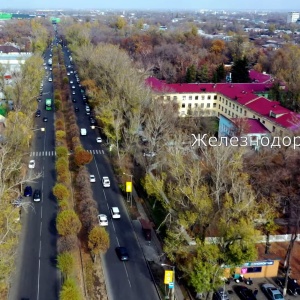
[30,149,105,157]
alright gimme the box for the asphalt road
[63,49,160,300]
[10,47,59,300]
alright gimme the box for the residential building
[287,12,300,23]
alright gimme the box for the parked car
[115,247,129,261]
[35,109,41,117]
[235,286,256,300]
[24,186,32,197]
[276,277,300,296]
[213,288,230,300]
[33,189,41,202]
[262,283,284,300]
[90,175,96,183]
[43,117,48,122]
[98,214,108,226]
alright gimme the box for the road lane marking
[123,264,132,288]
[37,258,41,300]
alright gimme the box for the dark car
[24,186,32,197]
[235,286,256,300]
[115,247,129,261]
[74,107,79,112]
[90,118,96,125]
[213,288,230,300]
[276,277,300,296]
[33,189,41,202]
[35,109,41,117]
[72,98,76,103]
[43,117,48,122]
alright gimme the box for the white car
[143,152,156,157]
[110,207,121,219]
[96,137,102,143]
[72,85,75,89]
[90,175,96,183]
[102,177,110,187]
[98,214,108,226]
[48,77,52,82]
[85,106,90,112]
[72,91,75,95]
[67,72,70,76]
[70,80,73,84]
[28,160,35,169]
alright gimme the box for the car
[24,186,32,197]
[70,70,73,74]
[49,67,52,71]
[82,95,86,100]
[43,62,46,66]
[111,207,121,219]
[97,214,108,226]
[276,277,300,296]
[115,247,129,261]
[28,160,35,169]
[213,288,230,300]
[96,137,102,143]
[72,85,75,89]
[72,98,76,103]
[33,189,41,202]
[67,72,70,76]
[90,118,96,125]
[80,128,87,136]
[234,286,256,300]
[74,107,79,112]
[102,176,110,187]
[143,151,156,157]
[90,175,96,182]
[262,283,284,300]
[86,111,91,115]
[48,77,52,82]
[72,91,75,95]
[35,109,41,117]
[85,106,90,112]
[43,117,48,122]
[70,80,73,84]
[37,97,41,102]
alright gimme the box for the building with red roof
[145,73,300,136]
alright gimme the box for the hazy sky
[1,0,298,11]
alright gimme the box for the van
[80,128,87,136]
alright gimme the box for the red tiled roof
[234,118,270,134]
[145,75,300,130]
[249,69,273,83]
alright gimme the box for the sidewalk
[131,186,185,300]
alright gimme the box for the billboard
[164,270,173,284]
[126,181,132,193]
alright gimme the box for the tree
[53,183,70,201]
[88,226,110,262]
[231,57,251,83]
[57,252,74,279]
[56,210,81,236]
[60,278,82,300]
[186,65,197,83]
[74,147,93,166]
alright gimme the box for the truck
[48,58,52,66]
[45,99,52,111]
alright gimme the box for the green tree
[57,252,74,279]
[60,278,82,300]
[186,65,197,83]
[231,57,251,83]
[196,64,210,83]
[88,226,110,262]
[56,210,81,236]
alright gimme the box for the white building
[287,12,300,23]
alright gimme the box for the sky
[1,0,299,11]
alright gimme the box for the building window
[244,110,247,116]
[213,103,216,108]
[207,103,210,108]
[245,267,262,273]
[236,114,238,118]
[236,106,238,112]
[195,103,198,108]
[183,96,186,101]
[226,100,228,105]
[272,126,275,132]
[219,104,220,109]
[229,102,231,108]
[225,108,227,113]
[188,103,192,108]
[195,96,198,100]
[253,115,255,118]
[222,99,224,103]
[221,107,224,111]
[240,108,242,113]
[182,103,185,108]
[233,104,235,109]
[228,111,230,116]
[173,96,177,100]
[262,120,265,124]
[167,96,171,100]
[201,103,204,108]
[208,95,211,100]
[201,96,205,100]
[189,96,192,100]
[214,95,217,100]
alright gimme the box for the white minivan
[80,128,87,136]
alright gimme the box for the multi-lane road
[10,42,160,300]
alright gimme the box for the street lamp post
[161,263,175,300]
[123,172,133,207]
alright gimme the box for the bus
[45,99,52,111]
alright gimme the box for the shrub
[56,210,81,236]
[57,252,74,279]
[53,183,70,200]
[56,146,68,158]
[60,278,82,300]
[57,235,78,253]
[55,99,61,111]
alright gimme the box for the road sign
[164,270,173,284]
[168,282,174,289]
[126,181,132,193]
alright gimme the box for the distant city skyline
[1,0,299,11]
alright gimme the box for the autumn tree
[56,210,81,236]
[60,278,82,300]
[57,252,74,280]
[74,147,93,166]
[88,226,110,262]
[53,183,70,201]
